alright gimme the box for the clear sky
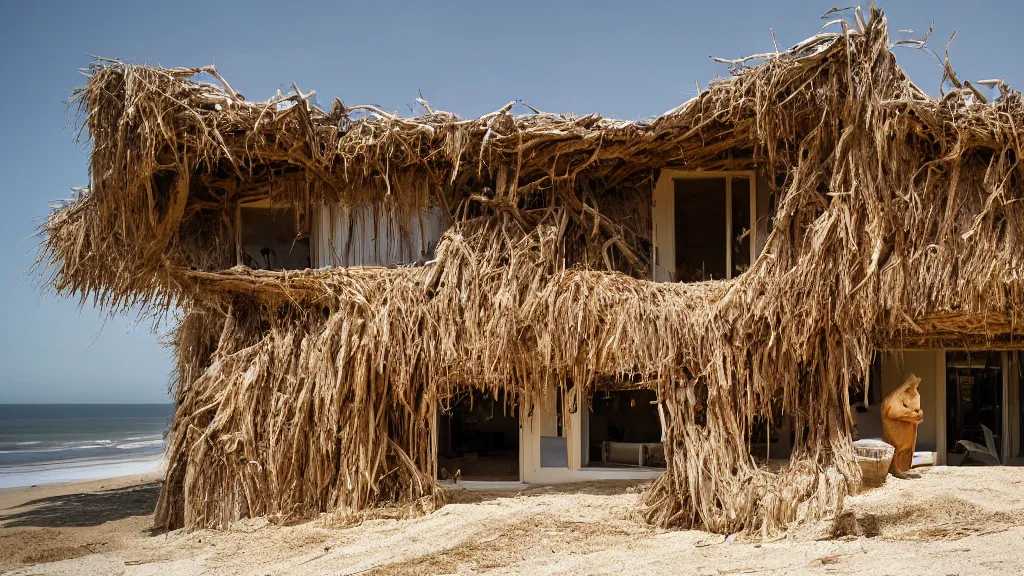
[0,1,1020,403]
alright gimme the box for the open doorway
[238,203,311,270]
[437,390,519,481]
[1019,356,1024,460]
[583,389,665,468]
[947,351,1003,463]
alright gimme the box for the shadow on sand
[0,482,160,528]
[0,480,647,529]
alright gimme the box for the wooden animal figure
[881,374,925,479]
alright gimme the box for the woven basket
[854,439,894,490]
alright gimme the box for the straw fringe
[37,7,1024,534]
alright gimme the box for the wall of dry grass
[37,6,1024,534]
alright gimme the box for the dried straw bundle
[37,6,1024,534]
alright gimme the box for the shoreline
[0,454,165,490]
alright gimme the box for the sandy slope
[1,467,1022,575]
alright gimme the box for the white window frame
[651,170,758,282]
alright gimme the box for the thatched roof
[39,6,1024,534]
[42,5,1020,311]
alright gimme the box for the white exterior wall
[651,173,676,282]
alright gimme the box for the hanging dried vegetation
[36,6,1024,534]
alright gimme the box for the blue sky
[0,1,1020,403]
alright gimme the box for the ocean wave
[0,444,106,455]
[0,434,167,458]
[0,439,166,455]
[116,439,165,450]
[0,441,43,450]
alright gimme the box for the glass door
[946,351,1003,461]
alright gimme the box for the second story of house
[39,8,1024,337]
[234,167,779,288]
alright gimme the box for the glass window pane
[674,178,727,281]
[240,206,311,270]
[946,351,1003,457]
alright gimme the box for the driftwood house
[40,7,1024,534]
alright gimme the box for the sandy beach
[1,466,1022,575]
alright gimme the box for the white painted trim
[1003,351,1011,460]
[936,349,947,465]
[725,176,733,277]
[518,405,526,483]
[234,203,242,266]
[749,176,758,266]
[650,175,675,281]
[310,204,320,267]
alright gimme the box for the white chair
[957,424,1000,465]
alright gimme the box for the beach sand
[1,466,1022,575]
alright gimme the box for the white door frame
[936,350,947,465]
[1003,351,1020,460]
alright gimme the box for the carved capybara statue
[881,373,925,479]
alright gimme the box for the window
[437,390,520,481]
[652,171,769,283]
[236,202,311,271]
[673,178,728,281]
[582,389,665,468]
[672,175,754,281]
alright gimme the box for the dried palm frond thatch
[37,6,1024,534]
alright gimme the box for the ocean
[0,404,174,489]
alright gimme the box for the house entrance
[582,389,665,468]
[437,390,520,481]
[946,351,1004,463]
